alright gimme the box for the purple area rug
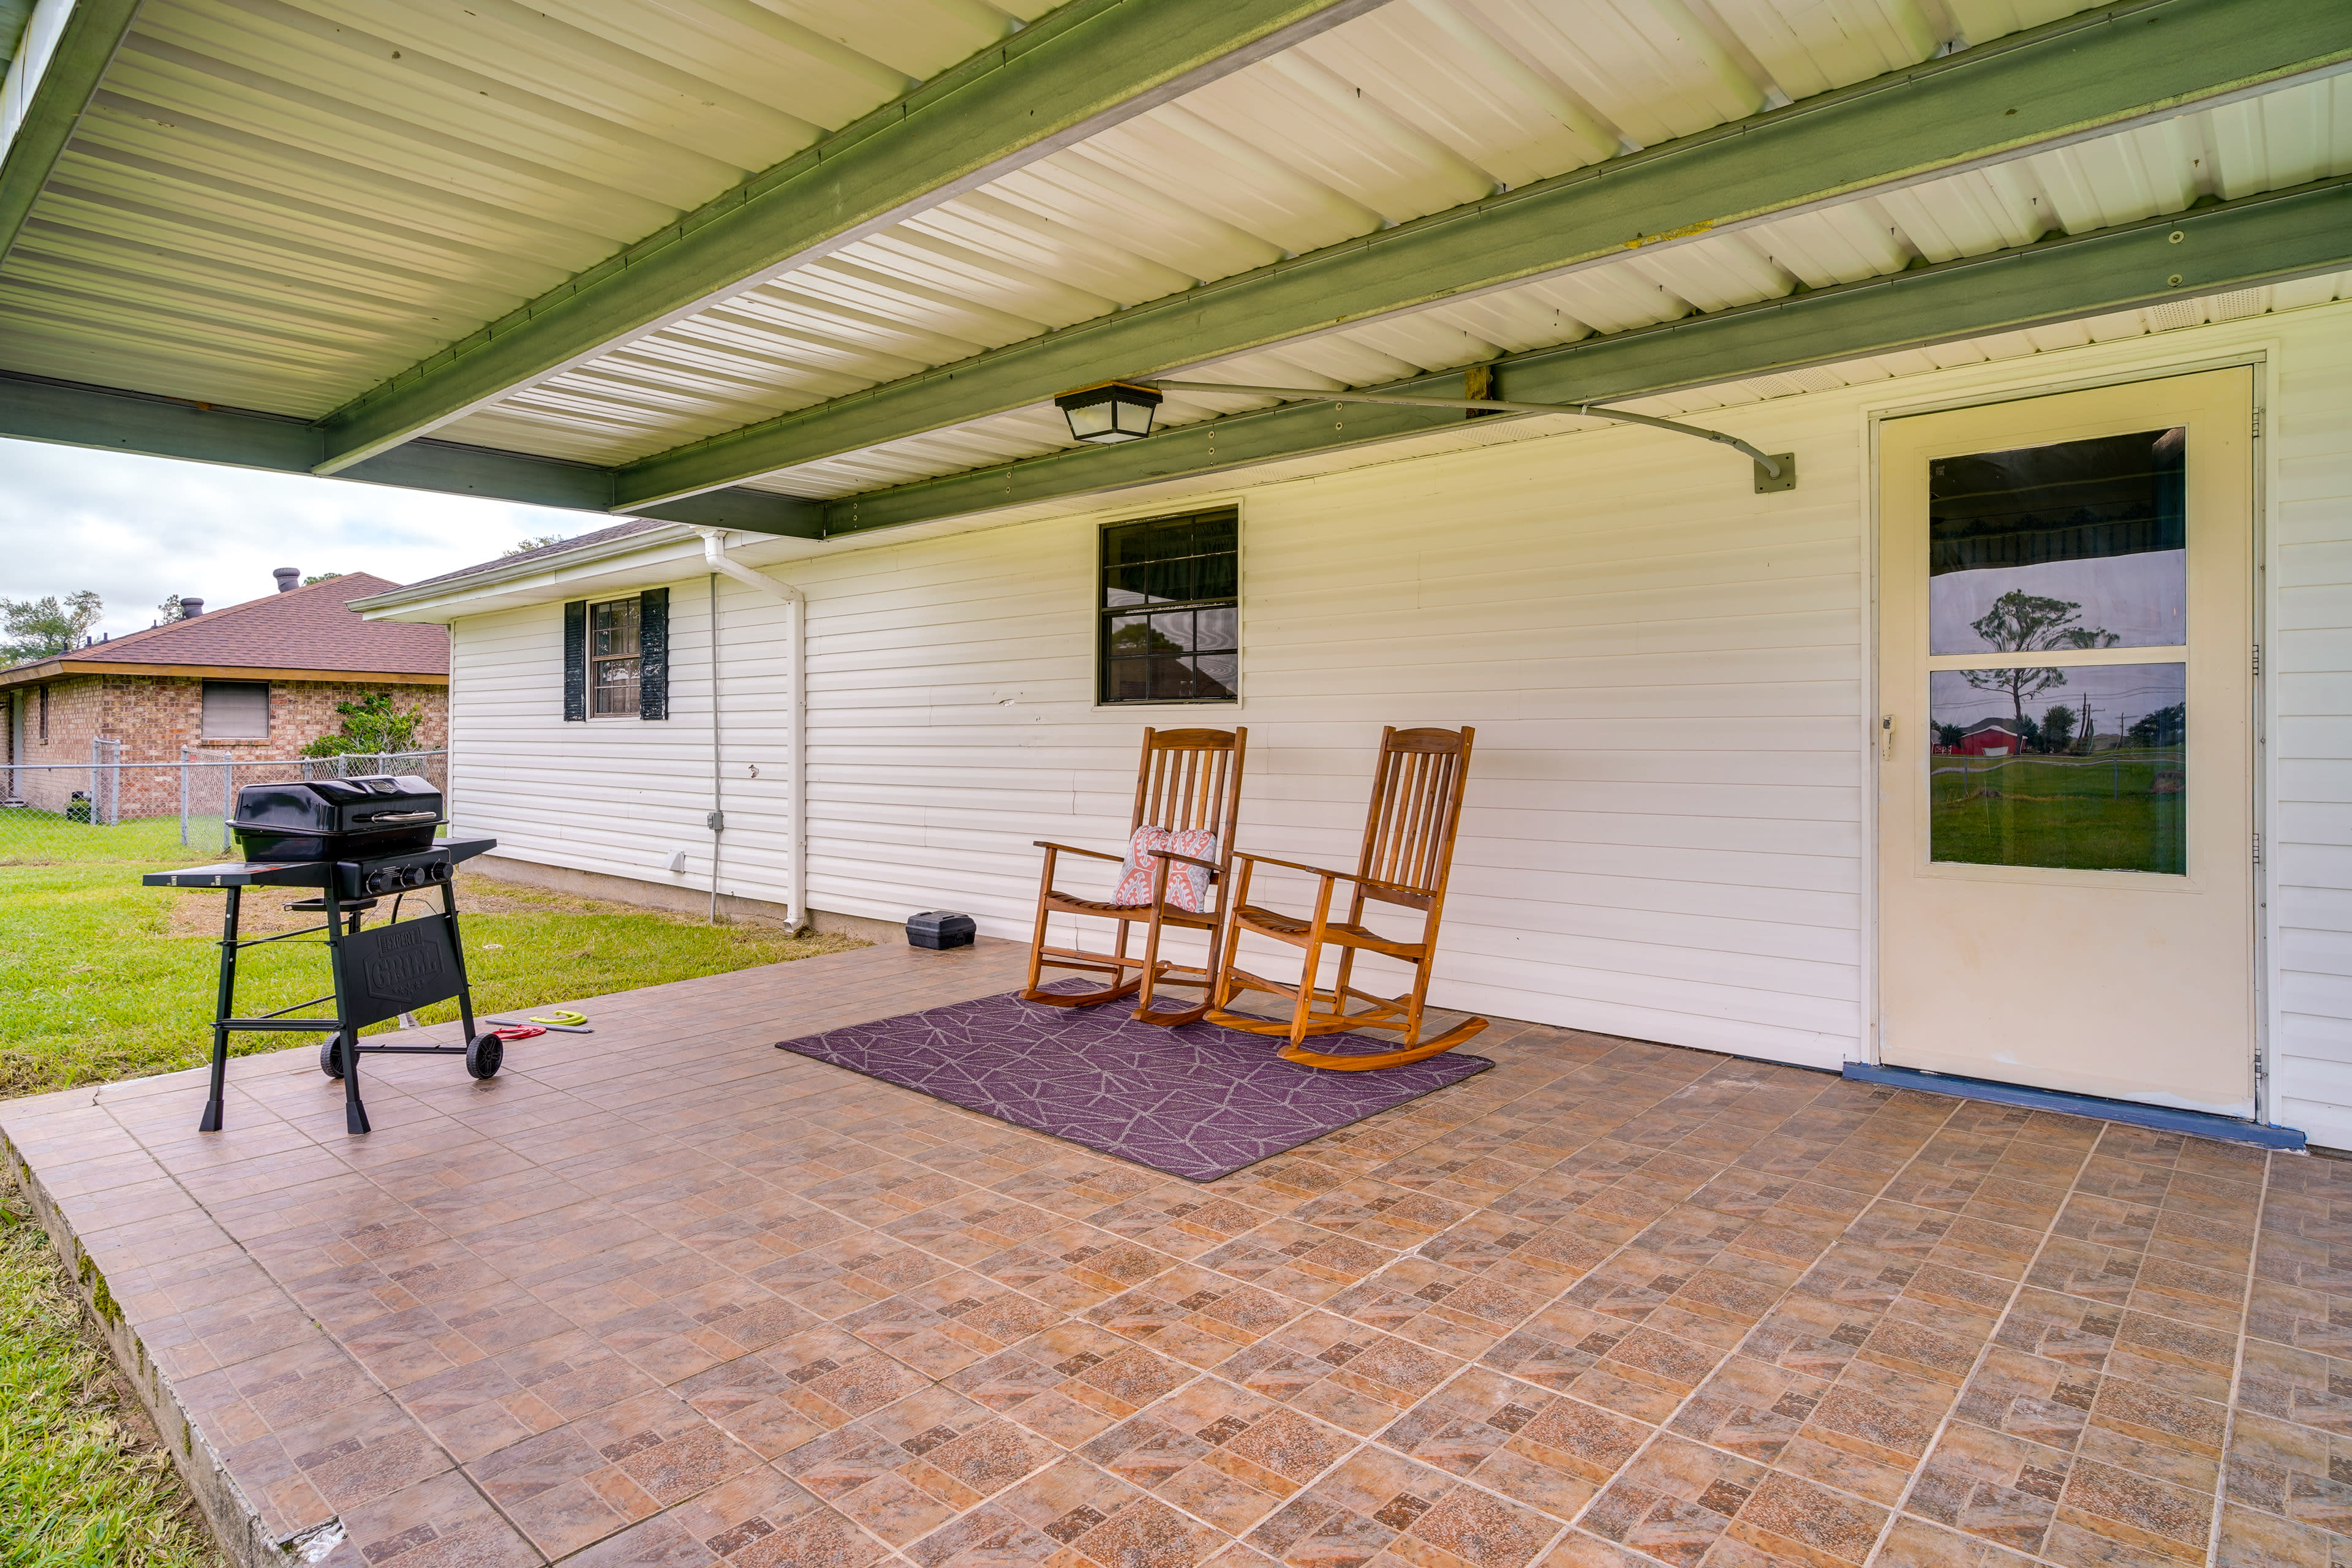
[773,989,1492,1182]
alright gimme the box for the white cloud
[0,440,584,636]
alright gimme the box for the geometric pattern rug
[774,986,1491,1181]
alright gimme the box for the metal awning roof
[1,0,2346,541]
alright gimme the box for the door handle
[1880,714,1896,761]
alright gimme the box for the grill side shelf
[142,836,499,889]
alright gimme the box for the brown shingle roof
[399,518,675,591]
[0,573,446,684]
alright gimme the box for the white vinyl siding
[453,586,795,898]
[442,297,2352,1126]
[2269,322,2352,1147]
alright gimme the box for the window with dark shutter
[638,587,669,720]
[589,598,641,715]
[563,600,587,721]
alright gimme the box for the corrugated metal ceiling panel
[737,270,2352,513]
[437,0,2029,464]
[0,0,1054,410]
[2,0,2341,511]
[717,72,2350,499]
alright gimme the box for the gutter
[0,660,448,690]
[695,529,807,931]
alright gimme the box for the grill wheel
[320,1033,346,1079]
[466,1033,504,1080]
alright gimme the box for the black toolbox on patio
[907,911,975,949]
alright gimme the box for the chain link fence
[1,745,448,861]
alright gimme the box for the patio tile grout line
[723,1042,1782,1567]
[933,1049,1874,1567]
[2204,1148,2274,1564]
[86,1090,509,1561]
[59,992,2272,1568]
[1555,1092,1969,1565]
[1855,1114,2106,1568]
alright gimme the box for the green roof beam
[816,175,2352,535]
[0,373,820,533]
[309,0,1395,476]
[614,0,2352,510]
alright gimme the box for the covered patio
[2,938,2335,1568]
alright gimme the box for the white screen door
[1878,368,2255,1114]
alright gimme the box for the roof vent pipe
[274,568,300,592]
[181,598,205,616]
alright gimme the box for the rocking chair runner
[1022,727,1246,1026]
[1207,726,1485,1071]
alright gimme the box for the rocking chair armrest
[1033,840,1123,863]
[1156,850,1222,872]
[1231,850,1362,884]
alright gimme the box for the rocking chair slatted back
[1356,727,1472,908]
[1133,728,1243,840]
[1025,726,1248,1028]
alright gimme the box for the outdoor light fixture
[1055,376,1795,492]
[1054,381,1163,444]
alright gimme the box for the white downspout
[695,528,807,930]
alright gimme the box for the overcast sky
[0,440,584,638]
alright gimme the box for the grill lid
[232,775,443,837]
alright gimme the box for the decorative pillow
[1110,824,1219,913]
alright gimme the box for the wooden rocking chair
[1206,726,1485,1071]
[1022,727,1246,1027]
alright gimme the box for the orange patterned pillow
[1110,825,1219,912]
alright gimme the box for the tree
[2,590,103,663]
[158,593,186,622]
[300,692,425,757]
[504,535,565,556]
[1932,721,1966,749]
[303,572,344,585]
[1961,591,2117,752]
[2127,703,2186,748]
[2040,703,2078,754]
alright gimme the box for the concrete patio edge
[4,1104,330,1568]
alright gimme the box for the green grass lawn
[0,1175,220,1567]
[0,814,864,1098]
[1929,750,2186,873]
[0,812,867,1562]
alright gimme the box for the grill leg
[443,880,479,1046]
[198,887,240,1133]
[323,883,371,1134]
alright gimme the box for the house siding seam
[440,300,2352,1133]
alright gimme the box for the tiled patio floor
[2,938,2345,1568]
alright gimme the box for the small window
[201,680,269,740]
[38,684,50,744]
[1099,508,1238,704]
[590,598,642,716]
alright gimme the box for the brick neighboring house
[1,571,447,818]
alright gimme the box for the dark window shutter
[562,600,587,722]
[638,587,669,721]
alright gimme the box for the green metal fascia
[816,176,2352,534]
[0,0,142,265]
[311,0,1393,473]
[0,372,822,533]
[617,0,2352,510]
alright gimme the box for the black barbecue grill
[145,774,503,1134]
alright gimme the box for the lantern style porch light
[1054,381,1163,444]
